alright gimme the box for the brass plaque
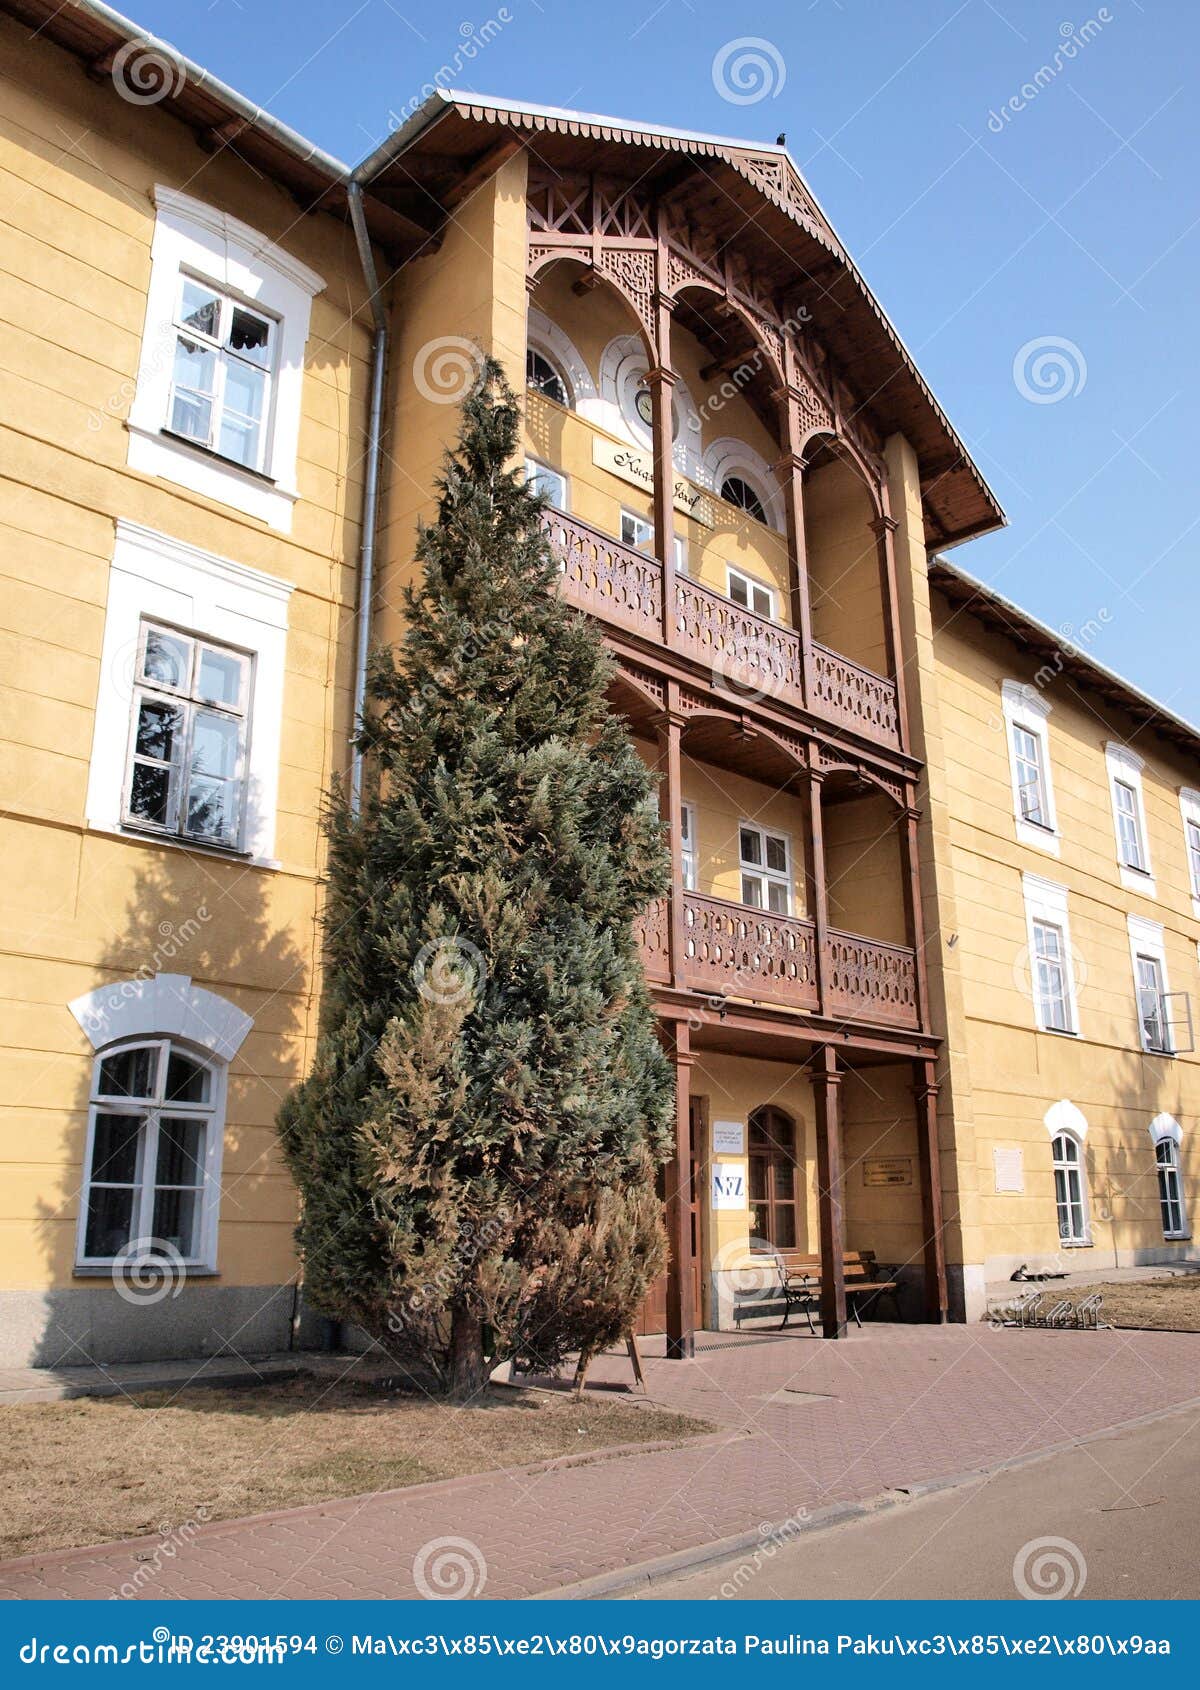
[863,1157,913,1188]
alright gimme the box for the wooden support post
[664,1019,696,1359]
[914,1058,949,1323]
[776,375,817,706]
[872,502,910,754]
[898,784,931,1033]
[655,694,687,990]
[807,755,830,1018]
[648,282,677,649]
[809,1045,847,1338]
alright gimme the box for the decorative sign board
[863,1157,913,1189]
[711,1120,745,1156]
[993,1146,1025,1194]
[711,1163,747,1210]
[591,435,713,524]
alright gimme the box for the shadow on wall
[26,825,314,1372]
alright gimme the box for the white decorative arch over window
[69,973,253,1062]
[1149,1112,1182,1146]
[701,438,783,533]
[594,335,704,480]
[1043,1099,1088,1142]
[526,308,596,411]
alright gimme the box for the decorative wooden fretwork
[547,511,662,641]
[634,897,671,982]
[596,180,654,240]
[825,929,919,1029]
[527,176,591,235]
[681,893,819,1009]
[617,661,665,706]
[673,575,805,708]
[811,642,901,751]
[734,152,827,238]
[597,246,657,338]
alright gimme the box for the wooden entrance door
[636,1096,703,1335]
[749,1106,799,1251]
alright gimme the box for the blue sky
[131,0,1197,719]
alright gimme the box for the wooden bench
[773,1250,901,1329]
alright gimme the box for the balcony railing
[546,511,900,750]
[635,892,920,1030]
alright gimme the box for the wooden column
[897,784,931,1033]
[776,377,817,706]
[664,1019,696,1358]
[807,754,830,1018]
[655,692,687,990]
[648,287,677,649]
[914,1058,949,1323]
[809,1045,847,1338]
[872,502,910,754]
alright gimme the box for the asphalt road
[624,1403,1200,1601]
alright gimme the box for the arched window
[78,1038,223,1269]
[1149,1116,1188,1239]
[748,1106,798,1249]
[526,348,569,408]
[1051,1132,1088,1244]
[720,474,767,523]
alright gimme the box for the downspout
[346,180,388,814]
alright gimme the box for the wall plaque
[591,435,713,524]
[712,1120,745,1156]
[863,1157,913,1188]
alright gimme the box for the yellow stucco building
[1,0,1195,1367]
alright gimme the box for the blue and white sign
[711,1162,747,1209]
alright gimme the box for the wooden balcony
[636,892,920,1031]
[545,510,901,752]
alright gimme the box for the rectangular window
[1136,953,1170,1052]
[1012,724,1049,827]
[1032,919,1072,1033]
[1186,818,1200,900]
[125,622,250,849]
[525,458,567,509]
[620,510,686,572]
[726,566,775,620]
[1156,1140,1187,1238]
[739,823,791,915]
[1114,780,1147,871]
[680,801,698,891]
[167,275,275,473]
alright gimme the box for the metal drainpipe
[347,180,388,815]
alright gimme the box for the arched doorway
[749,1106,800,1251]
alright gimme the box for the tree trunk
[448,1301,487,1400]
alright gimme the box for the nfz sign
[711,1163,747,1210]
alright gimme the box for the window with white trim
[1155,1138,1187,1239]
[620,509,687,573]
[680,801,698,891]
[525,457,567,510]
[1105,743,1155,894]
[726,565,775,620]
[526,347,570,408]
[740,823,791,914]
[1052,1131,1089,1245]
[1179,788,1200,917]
[78,1038,224,1269]
[1000,681,1058,853]
[720,475,767,522]
[127,187,325,533]
[1022,874,1079,1034]
[125,623,251,848]
[1128,915,1173,1055]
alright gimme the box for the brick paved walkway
[4,1323,1200,1600]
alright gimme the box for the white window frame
[86,521,294,866]
[1149,1115,1189,1240]
[620,508,686,572]
[76,1037,226,1272]
[525,457,568,510]
[726,564,776,621]
[1000,680,1059,855]
[525,346,571,409]
[1179,788,1200,919]
[739,821,792,915]
[680,800,698,891]
[1022,874,1080,1035]
[1105,743,1155,896]
[1128,915,1173,1055]
[1051,1130,1090,1247]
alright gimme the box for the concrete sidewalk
[4,1323,1200,1599]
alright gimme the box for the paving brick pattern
[4,1323,1199,1600]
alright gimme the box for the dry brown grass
[1,1375,711,1562]
[1050,1277,1200,1332]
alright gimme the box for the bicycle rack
[990,1289,1107,1330]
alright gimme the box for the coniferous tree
[278,360,674,1397]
